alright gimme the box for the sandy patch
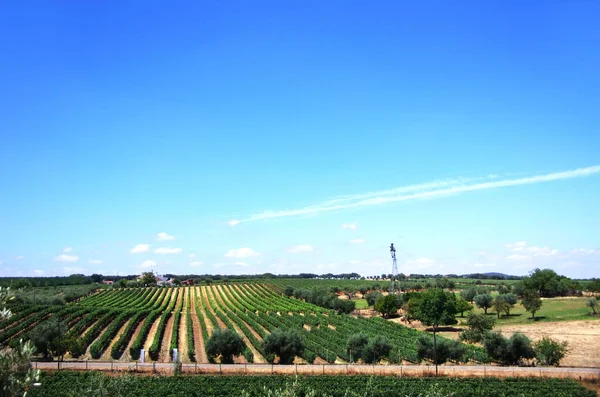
[498,320,600,367]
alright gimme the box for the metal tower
[389,243,398,294]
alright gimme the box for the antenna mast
[389,243,398,294]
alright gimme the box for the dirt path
[100,318,131,361]
[159,289,183,362]
[123,319,144,361]
[190,287,208,363]
[178,287,189,363]
[498,320,600,367]
[160,314,175,362]
[143,317,161,353]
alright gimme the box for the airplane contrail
[228,165,600,225]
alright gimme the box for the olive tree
[534,336,569,366]
[206,329,245,364]
[473,294,494,314]
[0,287,40,396]
[263,329,304,365]
[522,290,542,319]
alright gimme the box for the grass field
[353,298,369,309]
[466,297,597,325]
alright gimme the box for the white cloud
[341,222,357,230]
[14,256,24,260]
[63,247,72,253]
[506,254,528,261]
[349,239,365,244]
[33,269,44,275]
[570,248,599,255]
[131,244,150,254]
[234,261,249,267]
[139,260,156,269]
[54,254,79,263]
[405,257,437,270]
[189,253,197,259]
[228,219,241,226]
[63,267,85,273]
[189,261,203,267]
[231,165,600,223]
[88,259,104,264]
[287,245,314,254]
[156,232,175,241]
[505,241,559,258]
[154,247,182,254]
[224,247,260,258]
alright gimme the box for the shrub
[534,336,568,366]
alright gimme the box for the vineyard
[28,372,597,397]
[0,283,488,364]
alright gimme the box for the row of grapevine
[186,287,195,361]
[110,310,148,359]
[148,288,179,360]
[89,311,134,358]
[169,287,185,357]
[129,311,160,360]
[30,372,598,397]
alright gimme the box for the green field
[28,372,597,397]
[466,297,596,325]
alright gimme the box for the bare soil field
[397,317,600,368]
[178,288,189,363]
[498,320,600,368]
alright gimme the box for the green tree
[493,297,510,319]
[346,334,369,363]
[534,336,569,366]
[90,274,103,283]
[206,329,244,364]
[455,298,473,317]
[362,336,392,364]
[460,313,495,343]
[364,291,383,306]
[140,272,157,287]
[587,297,598,315]
[27,318,68,360]
[473,294,493,314]
[410,288,459,376]
[460,288,478,303]
[586,280,600,293]
[483,332,535,366]
[417,335,466,364]
[283,286,295,297]
[374,294,400,318]
[263,329,304,365]
[116,279,127,288]
[522,290,542,319]
[497,293,518,316]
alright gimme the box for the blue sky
[1,1,599,279]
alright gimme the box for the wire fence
[31,361,600,381]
